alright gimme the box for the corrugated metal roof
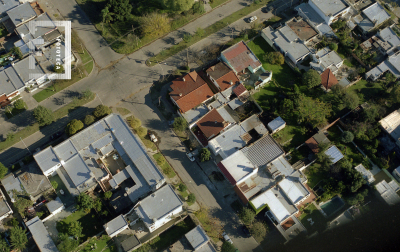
[376,180,400,205]
[104,215,128,236]
[324,145,344,164]
[26,217,59,252]
[92,134,114,150]
[34,147,59,173]
[242,135,284,167]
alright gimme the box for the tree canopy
[329,43,338,51]
[249,221,268,240]
[0,162,8,179]
[341,131,354,143]
[33,105,55,126]
[76,193,94,212]
[140,13,170,38]
[158,0,195,12]
[295,94,331,127]
[343,92,359,109]
[302,69,321,88]
[68,221,83,239]
[10,226,27,251]
[106,0,132,21]
[200,148,210,162]
[0,239,9,252]
[263,51,285,65]
[84,114,95,125]
[13,99,26,110]
[93,105,112,118]
[239,208,255,225]
[57,233,79,252]
[173,117,188,132]
[104,191,112,200]
[65,119,84,136]
[221,241,236,252]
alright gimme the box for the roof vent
[182,77,185,82]
[214,120,218,124]
[230,80,233,85]
[179,93,182,97]
[151,194,156,197]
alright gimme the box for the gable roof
[104,215,128,237]
[197,109,227,139]
[279,177,310,205]
[321,68,338,90]
[206,62,232,81]
[185,225,216,251]
[26,217,59,252]
[0,66,25,96]
[221,41,262,73]
[6,2,36,27]
[362,2,390,27]
[242,135,284,167]
[169,71,214,113]
[233,83,247,97]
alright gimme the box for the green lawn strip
[78,48,92,65]
[210,0,231,8]
[84,61,94,75]
[0,95,95,153]
[153,153,176,178]
[77,236,115,252]
[148,0,272,65]
[56,210,102,240]
[343,59,353,67]
[347,79,384,103]
[298,203,327,233]
[116,107,131,116]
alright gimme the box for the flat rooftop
[286,18,318,41]
[26,217,58,252]
[311,0,348,17]
[278,177,310,205]
[218,151,257,185]
[235,168,275,202]
[380,109,400,141]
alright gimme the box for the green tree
[140,13,170,38]
[81,90,94,100]
[331,19,346,30]
[107,0,132,21]
[249,221,268,240]
[195,27,204,37]
[136,126,147,137]
[183,33,192,43]
[33,105,55,126]
[363,104,384,122]
[51,180,58,190]
[293,84,300,94]
[192,1,205,14]
[178,183,187,192]
[200,148,211,162]
[94,199,102,212]
[187,193,196,204]
[104,191,112,200]
[0,162,8,179]
[93,105,112,118]
[57,233,79,252]
[7,218,19,228]
[343,92,359,109]
[13,99,26,110]
[341,131,354,143]
[221,241,236,252]
[295,94,331,127]
[385,72,396,84]
[158,0,194,12]
[65,119,84,136]
[129,117,141,129]
[101,6,114,31]
[0,239,10,252]
[173,117,188,132]
[10,226,27,251]
[239,208,255,225]
[391,85,400,102]
[263,51,285,65]
[302,69,321,88]
[329,43,338,51]
[10,47,23,60]
[68,221,83,239]
[76,193,94,212]
[84,114,95,125]
[281,99,294,115]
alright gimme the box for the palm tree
[101,7,114,32]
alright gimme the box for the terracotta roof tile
[221,41,262,73]
[206,62,240,91]
[305,137,319,153]
[197,109,226,139]
[169,71,214,113]
[321,69,338,90]
[233,83,247,97]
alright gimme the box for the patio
[102,151,126,175]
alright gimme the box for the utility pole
[20,137,31,154]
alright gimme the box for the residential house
[267,116,286,134]
[169,71,214,114]
[45,197,65,218]
[206,62,240,91]
[0,0,19,17]
[278,177,311,206]
[26,216,59,252]
[184,225,217,252]
[320,68,338,91]
[220,41,271,89]
[34,114,165,201]
[365,52,400,81]
[375,26,400,56]
[305,131,331,153]
[375,180,400,205]
[134,185,183,233]
[0,65,25,107]
[13,55,48,87]
[379,108,400,147]
[104,214,129,238]
[354,164,375,185]
[6,2,37,28]
[0,188,13,221]
[393,167,400,183]
[354,2,391,34]
[310,47,344,74]
[306,0,351,25]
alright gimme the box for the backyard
[77,235,117,252]
[298,203,327,234]
[56,209,103,240]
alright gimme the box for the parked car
[222,232,233,244]
[248,16,258,23]
[50,131,63,140]
[241,225,250,237]
[186,152,195,162]
[150,134,158,143]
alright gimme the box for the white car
[222,232,233,244]
[150,134,158,143]
[248,16,257,23]
[186,152,195,162]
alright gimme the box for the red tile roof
[233,83,247,97]
[305,137,319,153]
[197,109,227,139]
[169,71,214,113]
[222,41,262,73]
[321,69,338,90]
[206,62,240,91]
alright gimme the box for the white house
[44,197,65,221]
[310,47,344,74]
[354,164,375,185]
[278,177,310,206]
[104,215,129,238]
[307,0,351,25]
[134,185,183,233]
[0,188,13,221]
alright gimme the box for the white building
[44,197,65,221]
[355,2,391,34]
[104,215,129,238]
[375,180,400,205]
[0,188,13,221]
[354,164,375,185]
[278,177,310,206]
[310,47,344,74]
[134,185,183,233]
[379,109,400,147]
[26,217,59,252]
[307,0,351,25]
[376,26,400,56]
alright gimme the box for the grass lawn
[343,59,354,67]
[347,79,385,103]
[153,153,176,178]
[84,61,94,75]
[298,203,327,233]
[78,236,116,252]
[210,0,230,8]
[304,164,326,189]
[0,24,7,38]
[116,107,131,116]
[57,210,102,240]
[194,208,220,242]
[78,48,92,65]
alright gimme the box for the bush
[187,193,196,204]
[200,148,211,162]
[104,191,112,200]
[0,162,8,179]
[263,51,285,65]
[33,105,55,126]
[239,208,255,225]
[7,218,19,227]
[341,131,354,143]
[221,241,236,252]
[51,180,58,190]
[195,27,205,37]
[249,221,267,240]
[156,155,166,165]
[53,64,64,73]
[10,46,23,60]
[193,1,205,14]
[329,43,338,51]
[65,119,84,136]
[302,69,321,88]
[183,33,192,43]
[136,126,147,138]
[128,116,141,129]
[84,114,95,125]
[178,183,187,192]
[13,99,26,110]
[173,117,188,132]
[93,105,112,118]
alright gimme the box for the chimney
[179,93,182,97]
[182,77,185,81]
[230,80,233,85]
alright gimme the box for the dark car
[241,225,251,237]
[50,131,63,140]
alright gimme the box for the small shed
[267,117,286,133]
[46,197,64,216]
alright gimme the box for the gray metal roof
[135,185,182,226]
[53,140,77,162]
[26,216,59,252]
[62,154,92,187]
[46,197,63,213]
[12,55,45,84]
[295,3,335,36]
[227,98,244,110]
[208,124,247,158]
[362,2,390,27]
[91,133,114,150]
[6,2,36,27]
[121,235,141,251]
[185,225,210,251]
[268,117,286,131]
[0,189,12,218]
[111,169,130,188]
[376,180,400,205]
[311,0,348,17]
[16,13,56,43]
[324,145,344,164]
[378,27,400,51]
[242,135,284,167]
[0,174,23,202]
[104,214,128,236]
[0,0,19,16]
[0,66,25,96]
[69,120,109,151]
[34,147,60,173]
